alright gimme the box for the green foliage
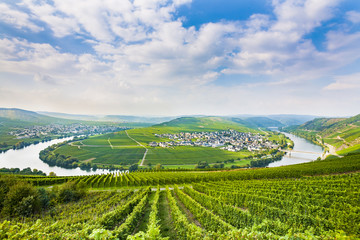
[129,164,139,172]
[89,229,113,240]
[57,181,87,203]
[99,188,150,230]
[1,182,39,217]
[129,187,169,240]
[0,167,46,176]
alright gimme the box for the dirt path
[125,130,148,166]
[108,137,113,149]
[68,142,81,149]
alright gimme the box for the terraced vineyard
[1,154,360,239]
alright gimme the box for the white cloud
[324,73,360,90]
[0,3,43,32]
[20,0,191,42]
[33,73,56,84]
[1,0,360,116]
[346,11,360,23]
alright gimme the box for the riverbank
[267,131,323,167]
[0,137,121,176]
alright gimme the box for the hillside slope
[0,108,63,124]
[154,116,256,132]
[286,114,360,155]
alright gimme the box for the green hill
[0,108,63,124]
[243,117,284,128]
[286,114,360,155]
[232,114,318,126]
[154,116,255,132]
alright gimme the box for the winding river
[0,137,115,176]
[267,131,324,167]
[0,130,324,176]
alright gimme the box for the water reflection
[0,137,121,176]
[268,131,323,167]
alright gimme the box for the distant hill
[103,115,176,124]
[266,114,318,126]
[244,117,284,128]
[0,108,65,124]
[39,111,318,126]
[0,108,153,128]
[154,116,257,133]
[231,114,318,126]
[287,114,360,155]
[39,111,176,124]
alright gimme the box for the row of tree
[0,167,46,176]
[0,177,86,218]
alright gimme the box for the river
[0,130,324,175]
[0,137,116,176]
[267,130,324,167]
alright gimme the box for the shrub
[2,182,40,217]
[57,181,86,203]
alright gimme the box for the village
[149,129,280,152]
[9,124,128,139]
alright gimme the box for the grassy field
[54,144,145,165]
[145,146,252,165]
[81,131,138,146]
[51,117,270,168]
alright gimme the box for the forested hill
[285,114,360,155]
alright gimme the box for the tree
[2,182,40,217]
[155,163,162,171]
[195,161,209,169]
[15,195,38,217]
[49,172,57,177]
[92,164,98,171]
[129,164,138,172]
[57,181,86,203]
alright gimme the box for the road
[324,143,342,158]
[125,130,148,166]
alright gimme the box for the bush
[15,195,38,217]
[1,182,40,217]
[57,181,87,203]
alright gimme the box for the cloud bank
[0,0,359,116]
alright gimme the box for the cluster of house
[9,124,128,139]
[148,130,279,152]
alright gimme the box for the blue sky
[0,0,360,116]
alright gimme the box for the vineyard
[1,154,360,239]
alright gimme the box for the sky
[0,0,360,117]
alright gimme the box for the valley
[0,108,359,239]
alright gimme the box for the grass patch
[145,146,252,165]
[337,144,360,155]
